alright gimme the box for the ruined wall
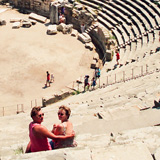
[8,0,52,17]
[30,0,52,17]
[64,5,112,61]
[64,5,94,32]
[90,27,112,61]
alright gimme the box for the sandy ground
[0,6,97,110]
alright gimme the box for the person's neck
[61,119,68,123]
[33,121,41,124]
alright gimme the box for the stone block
[78,33,88,43]
[22,21,32,28]
[57,23,66,32]
[0,19,6,25]
[75,4,83,10]
[91,59,97,69]
[12,22,21,29]
[10,18,22,23]
[93,53,99,61]
[30,19,37,25]
[62,24,73,34]
[29,13,47,23]
[85,42,93,50]
[78,33,91,43]
[47,25,57,35]
[71,29,78,37]
[82,32,91,42]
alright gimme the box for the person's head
[31,106,44,123]
[58,105,71,122]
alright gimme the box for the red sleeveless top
[29,122,52,152]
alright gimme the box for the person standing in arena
[46,71,50,87]
[116,51,120,65]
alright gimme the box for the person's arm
[25,141,31,153]
[34,125,74,140]
[51,124,56,133]
[52,124,62,135]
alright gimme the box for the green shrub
[14,146,24,155]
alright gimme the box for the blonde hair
[59,105,71,119]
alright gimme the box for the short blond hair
[59,105,71,119]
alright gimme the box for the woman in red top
[116,51,120,65]
[46,71,50,87]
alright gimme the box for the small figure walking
[116,51,120,65]
[84,75,90,91]
[95,67,101,79]
[46,71,50,87]
[50,73,54,83]
[81,23,85,33]
[91,77,96,90]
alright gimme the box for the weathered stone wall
[90,27,112,61]
[49,2,60,24]
[7,0,52,17]
[64,5,94,32]
[64,5,112,61]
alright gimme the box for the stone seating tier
[80,0,159,48]
[124,0,155,28]
[1,51,159,159]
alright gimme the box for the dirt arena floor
[0,6,98,110]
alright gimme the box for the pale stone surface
[10,18,22,23]
[155,147,160,160]
[71,29,78,37]
[78,33,88,43]
[82,33,91,42]
[85,42,94,50]
[78,33,91,43]
[91,59,97,69]
[47,25,57,35]
[62,24,73,34]
[29,13,47,23]
[30,19,37,25]
[57,23,66,32]
[91,143,153,160]
[12,21,21,28]
[22,21,32,28]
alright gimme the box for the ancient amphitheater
[0,0,160,159]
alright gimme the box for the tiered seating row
[79,0,160,50]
